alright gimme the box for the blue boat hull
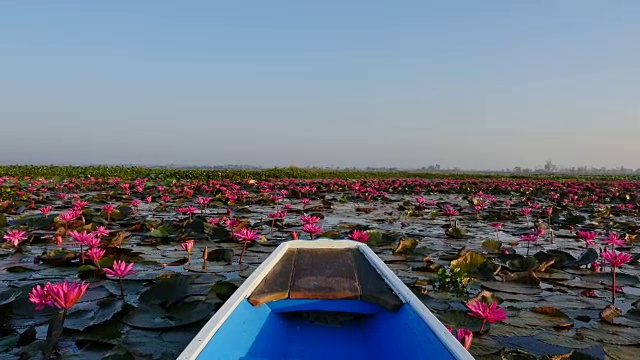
[197,298,462,360]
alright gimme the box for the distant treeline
[0,165,638,181]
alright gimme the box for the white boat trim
[177,239,474,360]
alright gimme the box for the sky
[1,1,639,170]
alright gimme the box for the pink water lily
[466,299,508,332]
[181,239,195,265]
[104,260,137,299]
[4,229,28,247]
[602,249,632,306]
[302,223,323,240]
[234,228,260,264]
[348,229,370,243]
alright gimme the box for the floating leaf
[123,299,215,329]
[139,276,190,308]
[393,238,419,255]
[445,226,468,239]
[450,252,488,273]
[506,257,539,272]
[482,239,502,254]
[481,280,542,295]
[64,298,125,331]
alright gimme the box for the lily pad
[64,298,125,331]
[481,280,542,295]
[482,239,502,254]
[451,252,489,273]
[393,238,419,255]
[123,299,215,329]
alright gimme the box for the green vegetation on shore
[0,165,638,181]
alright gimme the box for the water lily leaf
[393,238,419,255]
[103,280,147,297]
[11,214,55,228]
[434,310,488,333]
[535,331,598,350]
[149,224,174,238]
[482,239,502,254]
[500,270,541,286]
[469,336,504,356]
[123,299,215,329]
[184,218,205,234]
[0,333,19,352]
[531,307,574,329]
[365,229,382,246]
[64,298,124,331]
[0,288,21,306]
[544,250,577,268]
[579,324,640,345]
[500,349,538,360]
[206,248,234,264]
[40,249,79,266]
[207,281,239,301]
[506,257,539,272]
[139,276,190,308]
[570,248,598,267]
[604,345,640,360]
[450,252,488,273]
[481,280,542,295]
[205,225,230,240]
[0,214,6,228]
[445,226,468,239]
[120,328,191,359]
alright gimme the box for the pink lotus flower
[69,230,95,245]
[39,206,52,217]
[442,205,459,226]
[300,215,321,225]
[28,283,54,310]
[104,260,137,298]
[302,223,323,240]
[455,328,473,350]
[104,260,137,279]
[577,230,598,248]
[4,229,28,247]
[234,228,260,264]
[291,231,299,240]
[348,229,369,243]
[603,233,625,248]
[602,249,632,268]
[93,226,109,238]
[87,248,106,267]
[59,210,76,225]
[466,299,508,332]
[181,239,195,265]
[602,249,633,305]
[46,280,89,310]
[103,204,115,222]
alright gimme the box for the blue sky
[1,1,639,170]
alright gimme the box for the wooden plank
[289,248,360,300]
[248,249,297,306]
[351,248,403,311]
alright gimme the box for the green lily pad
[506,257,539,272]
[393,238,419,255]
[64,298,125,331]
[450,252,489,273]
[122,299,215,329]
[482,239,502,254]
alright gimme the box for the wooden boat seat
[248,248,403,311]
